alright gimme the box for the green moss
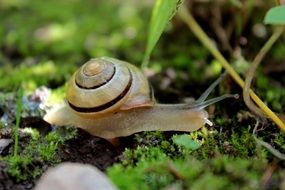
[274,134,285,151]
[108,148,173,190]
[134,131,166,147]
[108,152,268,190]
[121,147,168,167]
[107,126,277,190]
[0,61,76,91]
[106,118,285,190]
[130,124,261,161]
[214,117,227,126]
[2,127,77,182]
[230,126,256,157]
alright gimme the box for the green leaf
[142,0,183,68]
[264,5,285,25]
[172,134,201,150]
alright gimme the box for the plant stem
[178,5,285,131]
[14,88,23,157]
[275,0,280,6]
[243,27,284,117]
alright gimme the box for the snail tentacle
[196,72,227,103]
[186,93,239,110]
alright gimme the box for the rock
[34,162,118,190]
[0,139,12,154]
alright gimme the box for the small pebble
[34,162,118,190]
[0,139,12,154]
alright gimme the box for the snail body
[44,57,237,139]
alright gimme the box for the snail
[44,57,238,139]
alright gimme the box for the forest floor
[0,1,285,190]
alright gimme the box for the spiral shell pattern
[66,57,154,117]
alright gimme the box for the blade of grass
[178,5,285,131]
[14,87,23,157]
[142,0,183,68]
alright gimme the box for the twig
[253,120,285,160]
[275,0,280,6]
[209,2,232,53]
[167,162,186,180]
[261,162,278,189]
[243,27,284,117]
[178,5,285,131]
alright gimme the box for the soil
[59,129,119,171]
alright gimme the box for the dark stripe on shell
[75,66,116,89]
[68,68,132,113]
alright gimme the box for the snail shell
[66,57,154,118]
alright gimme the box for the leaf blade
[142,0,183,67]
[172,134,201,150]
[264,5,285,25]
